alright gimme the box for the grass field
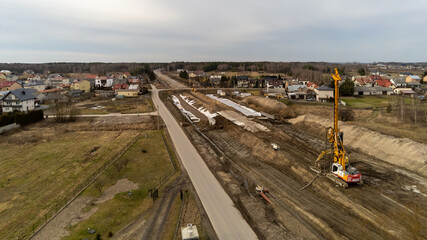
[64,129,176,239]
[0,124,140,239]
[341,96,393,108]
[72,97,154,115]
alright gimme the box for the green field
[0,124,140,239]
[64,129,176,239]
[341,96,393,108]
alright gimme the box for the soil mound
[289,114,427,177]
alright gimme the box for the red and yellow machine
[315,68,362,188]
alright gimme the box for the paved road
[151,84,257,240]
[154,69,189,89]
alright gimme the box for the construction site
[159,72,427,239]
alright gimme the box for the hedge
[0,110,44,127]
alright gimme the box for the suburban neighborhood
[2,1,427,239]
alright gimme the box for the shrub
[339,108,355,121]
[0,110,44,127]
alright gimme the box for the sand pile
[289,114,427,177]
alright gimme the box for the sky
[1,0,427,63]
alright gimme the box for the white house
[314,85,334,102]
[1,88,36,112]
[95,77,113,88]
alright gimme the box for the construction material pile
[218,110,269,132]
[172,95,200,123]
[180,94,218,125]
[206,94,261,117]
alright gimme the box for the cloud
[1,0,427,62]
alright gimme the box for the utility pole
[158,106,160,129]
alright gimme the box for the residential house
[352,76,373,87]
[390,77,407,88]
[113,84,129,93]
[395,88,416,97]
[6,75,18,81]
[123,72,131,79]
[248,79,258,88]
[71,80,91,93]
[23,81,46,91]
[0,90,9,111]
[406,75,421,83]
[354,86,393,96]
[374,79,393,88]
[0,81,22,91]
[95,76,113,88]
[209,76,221,86]
[0,73,6,81]
[265,79,283,89]
[128,76,141,86]
[128,84,139,90]
[116,89,138,97]
[354,86,371,96]
[27,74,41,81]
[297,78,310,85]
[57,84,71,91]
[85,75,98,88]
[287,84,308,100]
[407,81,422,88]
[189,71,205,78]
[44,93,69,104]
[0,70,12,75]
[1,88,36,112]
[371,86,394,95]
[49,76,70,87]
[39,88,63,94]
[68,89,84,97]
[306,82,318,90]
[399,72,413,77]
[236,76,249,88]
[314,85,334,102]
[35,93,46,103]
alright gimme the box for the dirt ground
[34,178,139,240]
[164,91,427,239]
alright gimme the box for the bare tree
[114,161,124,174]
[122,158,130,167]
[93,177,105,194]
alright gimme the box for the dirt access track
[162,90,427,240]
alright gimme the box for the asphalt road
[151,84,258,240]
[154,69,189,89]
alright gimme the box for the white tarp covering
[206,94,261,117]
[172,95,200,123]
[180,94,218,125]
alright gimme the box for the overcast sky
[1,0,427,63]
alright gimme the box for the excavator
[313,68,363,188]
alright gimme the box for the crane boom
[314,68,362,187]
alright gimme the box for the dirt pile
[289,114,427,177]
